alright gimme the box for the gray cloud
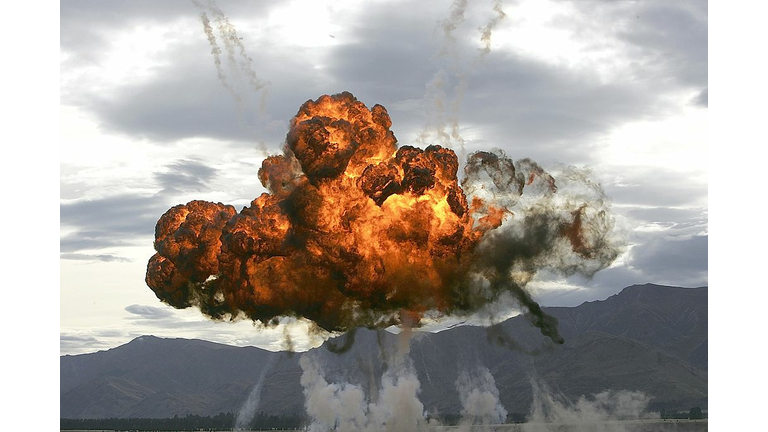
[617,1,707,88]
[72,53,267,145]
[154,158,219,193]
[455,56,662,165]
[624,206,708,228]
[63,37,329,148]
[317,1,706,169]
[61,1,286,146]
[629,234,708,285]
[61,329,141,355]
[330,41,660,165]
[59,0,708,323]
[61,0,707,163]
[603,168,708,210]
[60,1,191,66]
[538,203,707,307]
[60,194,168,253]
[60,334,100,344]
[125,304,175,320]
[60,179,91,200]
[60,0,273,63]
[60,333,112,355]
[693,87,708,107]
[60,253,133,263]
[556,0,707,89]
[322,8,444,103]
[61,194,164,235]
[60,230,138,254]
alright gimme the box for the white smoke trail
[455,366,508,429]
[478,0,507,58]
[418,0,507,156]
[203,0,269,98]
[523,380,659,432]
[198,11,242,105]
[418,0,468,150]
[299,329,429,432]
[190,0,272,145]
[234,354,279,429]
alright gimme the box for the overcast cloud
[60,0,707,355]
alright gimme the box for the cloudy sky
[59,0,708,356]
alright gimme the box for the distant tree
[689,407,704,419]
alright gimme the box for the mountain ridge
[61,284,707,419]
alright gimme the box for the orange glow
[146,92,617,340]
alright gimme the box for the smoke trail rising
[419,0,507,155]
[204,0,269,99]
[234,354,279,428]
[300,328,429,432]
[190,0,271,142]
[455,365,508,429]
[418,0,468,149]
[198,11,241,105]
[479,0,507,58]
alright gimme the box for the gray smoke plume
[300,329,430,432]
[234,354,278,429]
[458,151,624,343]
[523,380,659,432]
[455,366,508,429]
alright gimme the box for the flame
[146,92,621,342]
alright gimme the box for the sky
[58,0,709,356]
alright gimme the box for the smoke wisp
[190,0,271,145]
[234,354,279,428]
[455,366,508,429]
[523,380,659,432]
[300,330,429,432]
[418,0,508,152]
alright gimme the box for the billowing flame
[146,92,621,343]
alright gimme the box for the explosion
[146,92,621,344]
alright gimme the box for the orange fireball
[146,92,620,343]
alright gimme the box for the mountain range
[60,283,707,419]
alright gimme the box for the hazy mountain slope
[60,336,284,418]
[60,284,708,419]
[547,284,708,368]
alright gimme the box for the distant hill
[60,284,707,419]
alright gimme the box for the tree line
[60,411,304,431]
[660,407,707,420]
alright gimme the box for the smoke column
[234,354,278,429]
[455,365,508,429]
[523,380,658,432]
[299,329,428,432]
